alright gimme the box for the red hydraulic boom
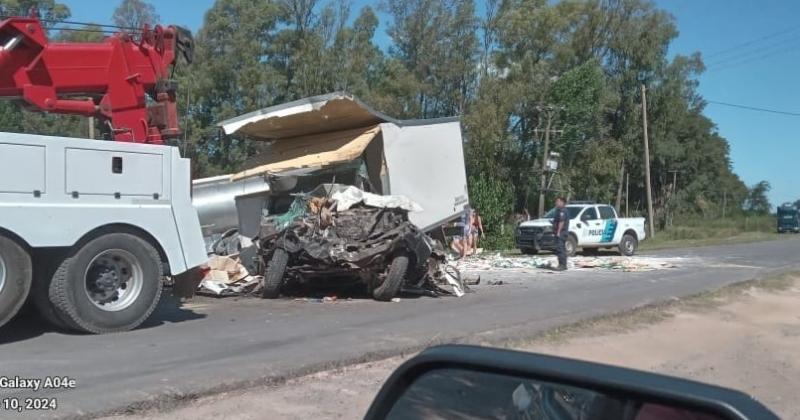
[0,14,193,144]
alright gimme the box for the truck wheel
[373,253,408,302]
[261,248,288,299]
[0,235,32,329]
[521,248,538,255]
[565,235,578,257]
[49,233,163,334]
[618,233,638,256]
[30,252,70,329]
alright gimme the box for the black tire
[262,248,288,299]
[521,248,538,255]
[30,252,70,330]
[0,235,32,329]
[618,233,638,256]
[49,233,163,334]
[373,254,408,302]
[565,235,578,257]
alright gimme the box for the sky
[58,0,800,207]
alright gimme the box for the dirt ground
[103,275,800,420]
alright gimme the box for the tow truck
[0,14,206,333]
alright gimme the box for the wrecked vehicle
[254,185,443,301]
[193,92,470,248]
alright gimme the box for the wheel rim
[83,249,144,312]
[625,239,634,253]
[0,252,6,296]
[566,241,574,255]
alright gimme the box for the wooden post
[641,84,655,238]
[538,110,552,216]
[88,116,95,139]
[625,171,630,217]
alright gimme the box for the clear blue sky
[61,0,799,207]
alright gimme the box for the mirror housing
[365,345,777,420]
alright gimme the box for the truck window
[598,206,616,219]
[581,208,598,221]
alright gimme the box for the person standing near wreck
[552,197,569,271]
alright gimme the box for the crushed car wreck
[253,185,463,301]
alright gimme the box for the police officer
[552,197,569,271]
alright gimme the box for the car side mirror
[364,345,777,420]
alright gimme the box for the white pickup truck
[515,203,646,256]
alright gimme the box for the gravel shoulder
[103,273,800,420]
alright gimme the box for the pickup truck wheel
[0,235,32,329]
[49,233,163,334]
[618,233,638,256]
[373,253,408,302]
[262,249,288,299]
[565,235,578,257]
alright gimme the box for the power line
[706,35,800,68]
[704,23,800,59]
[706,100,800,117]
[707,44,800,72]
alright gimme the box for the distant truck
[516,203,647,256]
[0,133,207,333]
[777,203,800,233]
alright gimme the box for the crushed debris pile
[257,185,467,300]
[198,255,262,296]
[456,254,682,273]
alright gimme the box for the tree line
[0,0,776,236]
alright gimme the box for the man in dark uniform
[552,197,569,271]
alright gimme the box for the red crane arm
[0,16,193,144]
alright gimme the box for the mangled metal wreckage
[191,92,470,300]
[253,185,463,301]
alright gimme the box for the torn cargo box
[193,92,469,247]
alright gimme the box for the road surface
[1,238,798,419]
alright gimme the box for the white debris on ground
[455,253,686,273]
[199,255,262,296]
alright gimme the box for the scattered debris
[198,255,262,297]
[456,254,683,273]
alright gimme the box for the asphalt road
[1,238,799,419]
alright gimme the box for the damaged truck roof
[217,91,458,140]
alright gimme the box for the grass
[486,215,789,253]
[641,215,787,251]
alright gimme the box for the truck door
[597,205,620,244]
[578,207,603,245]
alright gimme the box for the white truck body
[516,204,646,255]
[0,132,207,273]
[0,132,207,332]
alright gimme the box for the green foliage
[0,0,755,233]
[745,181,772,214]
[112,0,159,29]
[467,174,514,236]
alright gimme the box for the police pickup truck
[516,203,646,256]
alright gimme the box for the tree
[745,181,771,214]
[112,0,159,29]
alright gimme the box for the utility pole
[641,84,655,238]
[625,172,630,217]
[536,105,564,216]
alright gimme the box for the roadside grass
[487,215,788,253]
[499,272,799,349]
[641,215,785,251]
